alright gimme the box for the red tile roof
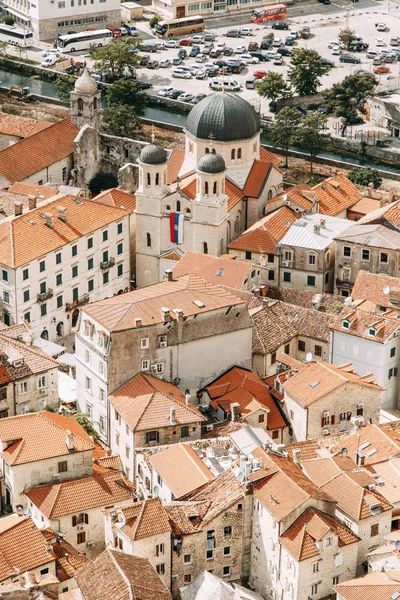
[167,148,185,185]
[0,114,51,139]
[229,206,297,254]
[260,147,282,167]
[313,173,363,216]
[173,251,251,290]
[120,498,171,541]
[265,183,315,213]
[8,182,58,199]
[243,160,274,198]
[0,364,12,385]
[333,570,400,600]
[351,271,400,309]
[94,188,136,211]
[180,175,244,211]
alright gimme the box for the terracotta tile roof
[302,456,374,488]
[369,459,400,505]
[283,360,381,407]
[0,114,51,139]
[330,306,400,343]
[0,515,54,582]
[0,411,94,466]
[280,507,359,561]
[265,183,315,213]
[94,188,136,211]
[286,440,323,461]
[180,175,244,211]
[93,455,122,472]
[26,471,133,518]
[0,194,131,268]
[201,418,243,439]
[120,498,171,540]
[313,173,363,216]
[8,182,58,199]
[243,160,275,198]
[149,443,213,499]
[348,196,380,216]
[276,354,305,371]
[0,117,78,184]
[382,203,400,229]
[352,271,400,309]
[335,223,400,249]
[83,274,247,332]
[40,529,89,581]
[332,424,400,466]
[264,286,345,313]
[165,500,210,535]
[333,569,400,600]
[0,364,12,385]
[260,147,282,167]
[381,421,400,447]
[173,251,251,290]
[185,467,245,522]
[0,332,58,376]
[0,321,31,340]
[167,148,185,185]
[204,366,286,430]
[109,372,204,432]
[229,206,296,254]
[75,549,172,600]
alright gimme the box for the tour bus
[57,29,113,53]
[251,4,287,23]
[154,16,205,38]
[0,23,33,47]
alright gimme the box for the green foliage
[45,403,58,413]
[102,104,141,138]
[149,14,162,28]
[54,75,76,103]
[271,107,302,167]
[263,32,274,46]
[89,37,140,81]
[255,72,290,102]
[323,73,377,122]
[288,48,331,96]
[296,113,329,175]
[106,78,147,115]
[338,28,356,50]
[1,15,14,25]
[348,167,382,189]
[89,172,119,196]
[0,41,8,57]
[71,413,101,443]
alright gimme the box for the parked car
[318,0,331,4]
[248,41,259,51]
[41,48,64,58]
[372,56,383,65]
[203,44,213,55]
[235,45,246,54]
[196,53,206,62]
[390,37,399,46]
[41,55,58,68]
[376,22,387,31]
[253,69,267,79]
[216,42,226,52]
[272,38,282,47]
[240,27,253,36]
[260,39,270,50]
[239,53,259,64]
[273,54,283,64]
[172,56,182,65]
[138,54,150,66]
[209,78,241,91]
[147,60,158,69]
[122,23,139,36]
[178,92,194,102]
[272,21,289,30]
[172,68,191,79]
[191,35,204,43]
[367,50,379,58]
[168,89,184,98]
[250,51,268,61]
[245,76,257,89]
[196,68,207,79]
[276,47,292,56]
[328,41,344,49]
[210,48,222,58]
[192,93,206,103]
[285,36,293,46]
[165,40,179,48]
[190,46,200,57]
[319,57,335,66]
[339,54,361,63]
[158,86,174,97]
[159,58,171,68]
[179,38,192,46]
[331,47,341,55]
[178,49,187,59]
[376,38,385,46]
[203,32,216,42]
[225,29,241,38]
[374,65,390,73]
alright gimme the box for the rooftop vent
[193,300,205,308]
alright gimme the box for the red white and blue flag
[170,212,184,244]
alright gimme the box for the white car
[172,68,192,79]
[195,53,206,62]
[41,56,58,68]
[332,47,341,55]
[272,38,282,47]
[239,53,259,64]
[216,42,226,52]
[191,35,204,43]
[158,86,174,96]
[235,45,246,54]
[328,41,344,49]
[41,48,63,58]
[376,23,387,31]
[376,38,385,46]
[240,27,253,36]
[178,93,194,102]
[164,39,179,48]
[159,58,171,68]
[273,54,283,64]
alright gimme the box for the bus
[0,23,33,47]
[251,4,287,23]
[57,29,113,53]
[154,16,205,38]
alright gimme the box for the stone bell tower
[70,68,101,130]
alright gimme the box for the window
[156,564,165,575]
[58,461,68,473]
[40,281,47,294]
[88,257,94,270]
[0,388,7,401]
[73,287,78,301]
[117,264,123,277]
[315,345,322,357]
[115,433,120,446]
[272,430,279,440]
[258,414,265,423]
[156,363,164,374]
[343,247,351,257]
[325,272,329,284]
[20,382,28,395]
[140,337,149,350]
[307,275,316,287]
[362,249,370,261]
[380,252,388,263]
[237,148,241,159]
[38,375,46,389]
[118,538,123,550]
[85,377,92,393]
[72,265,78,278]
[184,574,192,584]
[24,312,30,323]
[268,270,275,281]
[298,340,306,352]
[309,254,316,265]
[39,260,45,272]
[102,250,109,263]
[223,546,231,556]
[391,347,396,358]
[146,430,159,444]
[283,272,291,283]
[312,562,319,573]
[206,549,214,559]
[184,553,192,564]
[88,279,94,292]
[224,526,232,536]
[245,251,252,260]
[223,566,230,577]
[117,222,123,235]
[72,245,77,257]
[22,289,29,303]
[371,523,379,537]
[340,412,346,421]
[77,532,86,544]
[40,568,49,575]
[332,576,340,586]
[284,251,291,262]
[202,242,208,254]
[389,368,394,379]
[146,233,151,248]
[23,268,29,280]
[117,242,123,255]
[56,273,62,286]
[207,530,215,548]
[141,359,150,371]
[271,352,276,364]
[85,350,90,364]
[103,272,109,285]
[311,583,319,596]
[181,426,189,438]
[41,304,47,317]
[102,230,108,242]
[1,270,8,282]
[87,237,93,249]
[231,149,235,160]
[356,404,364,416]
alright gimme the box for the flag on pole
[170,212,184,244]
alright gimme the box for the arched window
[204,181,209,195]
[185,208,191,215]
[220,239,224,255]
[268,190,273,200]
[155,173,159,185]
[166,205,171,212]
[235,215,240,234]
[213,181,218,194]
[146,173,151,186]
[253,142,257,153]
[93,97,98,111]
[202,242,208,254]
[77,98,83,114]
[237,148,242,159]
[146,233,151,248]
[231,149,236,160]
[176,200,181,212]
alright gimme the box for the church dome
[74,68,98,94]
[139,143,167,165]
[185,92,260,142]
[197,150,225,174]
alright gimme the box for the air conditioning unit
[87,541,96,548]
[160,341,167,348]
[53,473,60,480]
[39,389,47,394]
[322,428,329,436]
[150,364,157,371]
[282,260,290,267]
[206,424,214,432]
[77,525,85,531]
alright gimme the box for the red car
[179,38,192,46]
[373,65,390,74]
[248,41,259,51]
[253,70,267,79]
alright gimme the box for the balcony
[65,294,90,311]
[335,278,353,289]
[100,258,115,270]
[37,289,53,302]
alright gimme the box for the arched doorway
[72,309,80,328]
[56,321,64,337]
[41,329,49,340]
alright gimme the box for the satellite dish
[283,194,288,201]
[344,296,353,306]
[306,352,313,362]
[383,285,391,295]
[341,447,348,456]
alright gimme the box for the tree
[102,104,141,138]
[1,15,14,25]
[296,113,329,176]
[89,37,140,81]
[255,72,290,103]
[89,172,119,196]
[106,78,147,115]
[288,48,331,96]
[348,167,382,189]
[338,27,356,50]
[0,41,8,56]
[271,107,301,168]
[71,413,101,443]
[149,14,161,29]
[54,75,75,103]
[263,32,274,47]
[323,73,377,135]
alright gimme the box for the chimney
[174,308,184,342]
[170,406,177,425]
[292,449,301,466]
[389,188,395,203]
[260,285,267,297]
[321,182,326,190]
[15,504,24,517]
[58,205,67,223]
[164,269,173,282]
[134,318,142,328]
[320,219,326,228]
[230,402,241,422]
[28,195,37,210]
[65,430,74,451]
[314,224,320,234]
[105,446,112,456]
[185,389,191,406]
[44,212,54,230]
[161,307,171,322]
[14,201,23,216]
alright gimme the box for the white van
[122,23,138,36]
[209,78,241,91]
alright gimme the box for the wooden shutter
[321,417,325,427]
[72,516,77,527]
[347,411,352,421]
[84,513,89,524]
[331,415,335,425]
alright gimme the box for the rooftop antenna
[306,352,313,362]
[150,123,156,144]
[383,285,391,295]
[208,131,215,150]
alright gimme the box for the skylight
[216,269,224,277]
[310,381,319,388]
